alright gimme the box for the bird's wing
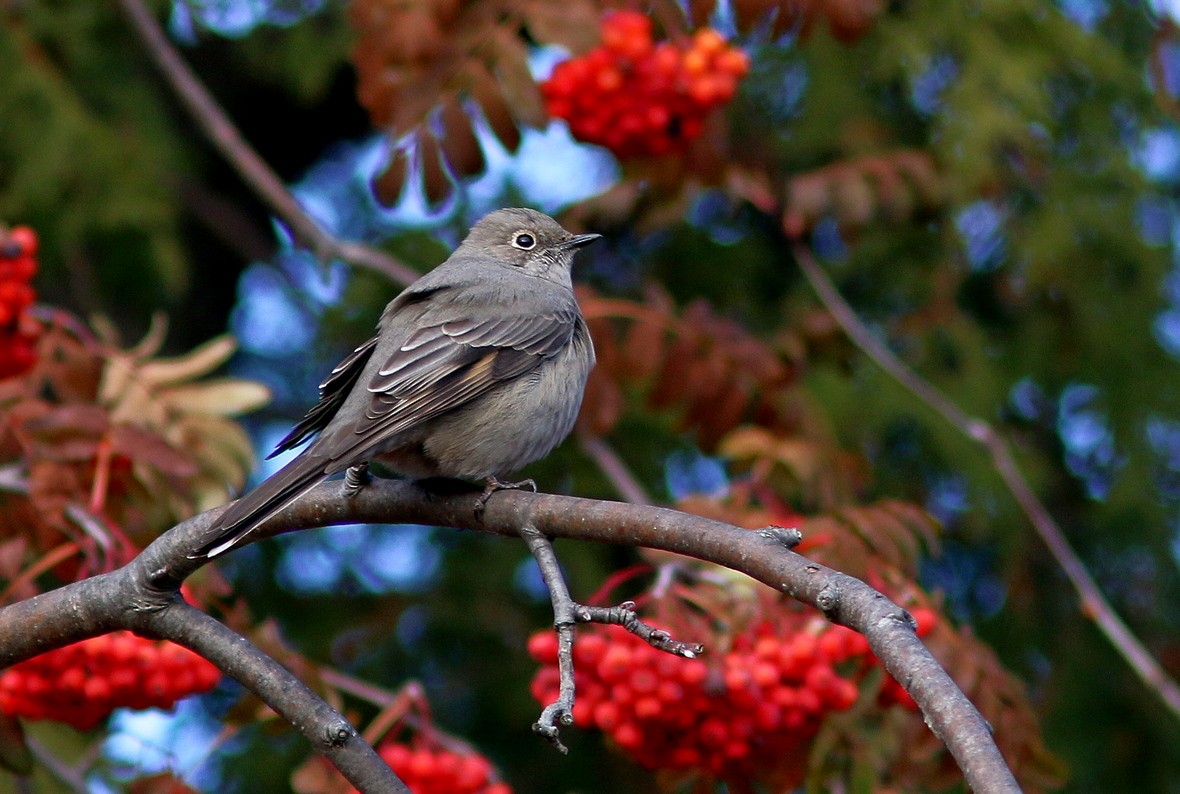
[329,308,579,464]
[267,335,380,458]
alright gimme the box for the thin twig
[791,240,1180,724]
[25,737,88,793]
[319,672,490,760]
[151,603,411,793]
[517,521,707,752]
[116,0,420,286]
[575,602,703,657]
[0,541,80,605]
[578,434,653,504]
[517,522,578,753]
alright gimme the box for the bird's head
[458,207,600,285]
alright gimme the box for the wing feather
[267,335,379,458]
[330,310,576,465]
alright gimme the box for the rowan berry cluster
[529,608,935,782]
[0,225,39,379]
[541,11,750,158]
[0,631,221,730]
[351,743,511,794]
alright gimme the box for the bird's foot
[475,476,537,517]
[343,462,370,497]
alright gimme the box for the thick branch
[116,0,419,286]
[792,240,1180,724]
[146,604,410,794]
[0,480,1018,791]
[0,510,407,793]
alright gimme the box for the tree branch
[0,480,1021,792]
[0,514,409,793]
[116,0,420,286]
[791,240,1180,724]
[516,521,702,751]
[147,603,411,794]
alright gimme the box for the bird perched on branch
[196,208,599,558]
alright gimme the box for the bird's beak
[559,233,602,250]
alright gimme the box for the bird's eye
[512,232,536,250]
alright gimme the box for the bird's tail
[194,454,330,558]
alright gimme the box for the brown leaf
[292,756,353,794]
[575,368,625,437]
[21,405,107,462]
[578,287,798,444]
[382,7,445,64]
[438,98,486,178]
[389,72,446,138]
[618,308,669,383]
[112,425,199,481]
[491,31,548,129]
[161,379,271,417]
[689,0,719,28]
[128,774,199,794]
[418,133,453,206]
[373,147,411,207]
[693,379,751,449]
[0,538,28,581]
[832,171,876,229]
[648,329,698,411]
[783,150,943,238]
[769,0,812,37]
[820,0,885,44]
[470,63,522,152]
[523,0,601,52]
[732,0,778,31]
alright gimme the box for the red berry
[7,227,37,257]
[594,700,621,730]
[612,719,643,750]
[597,644,633,681]
[574,633,606,665]
[678,660,708,685]
[539,14,748,157]
[527,631,558,664]
[910,607,938,637]
[633,695,662,719]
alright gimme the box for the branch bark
[0,481,1020,793]
[0,529,409,793]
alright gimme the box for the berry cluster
[0,225,38,379]
[349,743,511,794]
[541,11,750,158]
[0,631,221,730]
[529,609,935,783]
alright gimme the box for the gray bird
[196,208,599,558]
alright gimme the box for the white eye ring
[512,231,536,250]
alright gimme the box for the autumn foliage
[3,0,1172,789]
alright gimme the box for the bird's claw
[474,476,537,517]
[343,462,371,497]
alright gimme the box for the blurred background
[3,0,1180,791]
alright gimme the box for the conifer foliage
[1,0,1177,792]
